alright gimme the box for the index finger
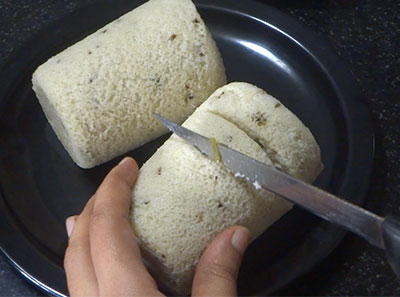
[89,157,161,296]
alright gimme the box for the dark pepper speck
[216,91,225,99]
[251,112,268,126]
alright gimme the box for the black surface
[382,216,400,279]
[0,0,398,296]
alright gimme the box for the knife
[155,113,400,278]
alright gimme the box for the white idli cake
[131,82,323,294]
[32,0,226,168]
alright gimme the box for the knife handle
[382,216,400,278]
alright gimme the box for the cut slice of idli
[131,82,323,294]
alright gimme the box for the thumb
[192,226,250,297]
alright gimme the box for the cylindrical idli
[32,0,226,168]
[131,82,323,294]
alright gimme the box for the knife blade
[155,113,400,279]
[154,113,384,248]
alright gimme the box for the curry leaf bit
[210,137,222,163]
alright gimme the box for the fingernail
[231,227,250,255]
[66,216,76,237]
[119,157,130,165]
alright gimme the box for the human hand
[64,157,251,296]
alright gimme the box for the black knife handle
[382,216,400,278]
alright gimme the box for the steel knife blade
[154,113,385,249]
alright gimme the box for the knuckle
[64,241,85,270]
[105,173,121,186]
[197,260,237,283]
[107,171,132,192]
[89,210,109,229]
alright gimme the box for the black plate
[0,0,374,296]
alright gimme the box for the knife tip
[153,112,175,132]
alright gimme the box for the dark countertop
[1,0,399,296]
